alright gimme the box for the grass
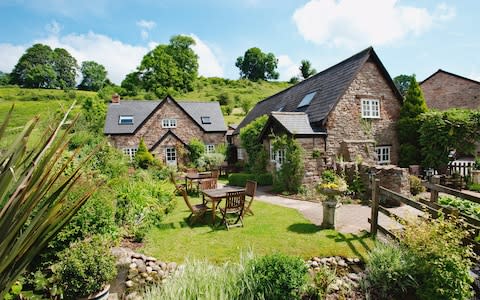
[141,194,373,264]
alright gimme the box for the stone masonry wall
[421,71,480,110]
[108,99,225,163]
[325,59,401,165]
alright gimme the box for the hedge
[228,172,273,187]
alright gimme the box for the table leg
[212,199,216,225]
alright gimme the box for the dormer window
[162,119,177,128]
[201,116,211,124]
[297,91,316,108]
[119,115,134,125]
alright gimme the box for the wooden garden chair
[244,180,257,216]
[175,185,209,226]
[220,191,245,230]
[199,178,217,206]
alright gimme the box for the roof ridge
[420,69,480,85]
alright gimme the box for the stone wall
[325,59,401,165]
[108,98,225,164]
[336,162,410,201]
[421,71,480,110]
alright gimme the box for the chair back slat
[225,191,245,210]
[199,178,217,190]
[245,180,257,197]
[211,169,220,179]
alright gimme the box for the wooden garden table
[202,186,246,225]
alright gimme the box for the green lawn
[141,195,374,264]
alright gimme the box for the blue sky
[0,0,478,85]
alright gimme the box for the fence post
[370,178,380,237]
[430,175,441,203]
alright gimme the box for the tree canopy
[10,44,78,89]
[235,47,279,81]
[0,71,10,86]
[393,74,415,97]
[134,35,199,98]
[299,59,316,80]
[78,61,108,91]
[400,76,428,119]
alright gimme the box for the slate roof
[270,112,322,135]
[234,46,401,135]
[104,97,227,135]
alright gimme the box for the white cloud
[45,20,62,36]
[0,44,26,73]
[292,0,455,48]
[277,55,299,81]
[136,20,156,30]
[189,34,224,77]
[140,29,149,40]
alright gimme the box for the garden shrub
[244,253,308,300]
[53,236,117,299]
[272,135,304,194]
[467,182,480,192]
[364,242,418,299]
[187,138,205,164]
[228,172,272,187]
[196,152,225,170]
[240,115,268,172]
[398,216,475,300]
[409,175,425,196]
[135,138,155,169]
[307,265,337,299]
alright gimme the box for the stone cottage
[420,69,480,110]
[232,47,403,184]
[104,95,227,166]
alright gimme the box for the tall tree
[121,71,142,96]
[11,43,56,88]
[393,74,414,97]
[78,61,108,91]
[235,47,279,81]
[0,71,10,86]
[299,59,316,79]
[137,35,199,97]
[397,75,428,167]
[53,48,78,89]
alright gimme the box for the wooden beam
[379,187,440,216]
[423,181,480,205]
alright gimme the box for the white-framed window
[237,148,244,160]
[122,148,137,160]
[201,116,211,124]
[206,144,215,154]
[119,115,134,125]
[165,147,177,166]
[375,146,391,165]
[361,99,380,118]
[270,143,286,170]
[162,119,177,128]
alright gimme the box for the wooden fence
[449,160,475,177]
[369,177,480,249]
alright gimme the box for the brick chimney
[111,93,120,104]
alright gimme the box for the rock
[159,262,167,270]
[157,270,165,278]
[311,261,319,268]
[129,263,137,269]
[137,261,147,273]
[147,261,156,267]
[313,257,321,262]
[146,256,157,262]
[131,253,142,259]
[146,266,153,273]
[152,265,161,272]
[146,276,154,282]
[329,284,340,291]
[347,273,361,281]
[167,262,177,271]
[353,258,360,263]
[338,259,347,267]
[141,272,148,278]
[320,258,328,264]
[125,292,142,300]
[125,280,134,288]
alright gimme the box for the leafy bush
[196,153,225,170]
[307,265,336,299]
[467,182,480,192]
[240,115,268,172]
[272,135,304,194]
[135,138,155,169]
[474,157,480,170]
[398,216,474,300]
[321,170,336,183]
[228,172,272,187]
[53,237,117,299]
[438,195,480,220]
[399,143,420,167]
[364,242,418,299]
[409,175,425,196]
[244,253,308,300]
[187,138,205,164]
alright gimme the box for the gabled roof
[150,129,187,152]
[234,46,402,135]
[104,96,227,135]
[258,112,326,141]
[420,69,480,86]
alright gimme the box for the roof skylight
[297,91,317,108]
[201,116,211,124]
[118,115,134,125]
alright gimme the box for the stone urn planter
[319,188,343,229]
[472,170,480,184]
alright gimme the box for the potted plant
[317,170,347,229]
[472,157,480,184]
[53,236,117,300]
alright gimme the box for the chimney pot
[111,93,120,104]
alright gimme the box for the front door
[165,147,177,166]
